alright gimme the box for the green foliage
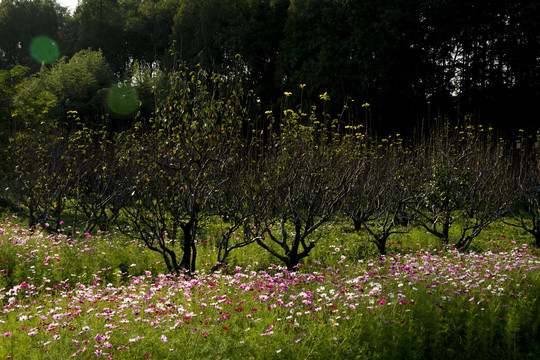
[74,0,128,72]
[45,49,114,124]
[0,65,29,136]
[8,49,113,130]
[123,0,179,65]
[10,67,58,131]
[0,0,67,70]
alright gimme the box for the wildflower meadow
[1,216,539,359]
[1,1,539,358]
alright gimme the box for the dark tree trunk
[179,219,196,273]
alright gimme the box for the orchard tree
[121,63,252,274]
[409,124,511,250]
[503,137,540,247]
[254,106,356,270]
[6,126,73,229]
[211,150,272,271]
[64,124,129,235]
[343,136,413,255]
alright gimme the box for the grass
[1,215,539,359]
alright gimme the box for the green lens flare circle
[107,84,139,116]
[29,36,60,64]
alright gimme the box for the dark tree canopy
[0,0,67,70]
[0,0,538,133]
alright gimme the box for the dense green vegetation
[1,0,538,133]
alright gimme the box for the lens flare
[29,36,60,64]
[107,84,138,116]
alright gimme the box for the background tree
[0,0,537,134]
[0,0,67,70]
[170,0,233,68]
[45,49,114,127]
[0,65,29,136]
[10,65,57,130]
[170,0,288,107]
[123,0,179,66]
[73,0,128,73]
[277,0,430,132]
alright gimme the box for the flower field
[1,217,539,359]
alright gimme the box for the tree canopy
[0,0,538,133]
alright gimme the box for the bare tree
[120,64,250,274]
[344,139,413,255]
[211,155,272,270]
[254,115,356,270]
[8,130,73,230]
[502,140,540,247]
[409,124,511,250]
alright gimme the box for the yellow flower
[284,92,292,97]
[362,102,370,108]
[319,92,330,101]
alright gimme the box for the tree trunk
[284,256,299,271]
[179,219,196,273]
[353,218,362,232]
